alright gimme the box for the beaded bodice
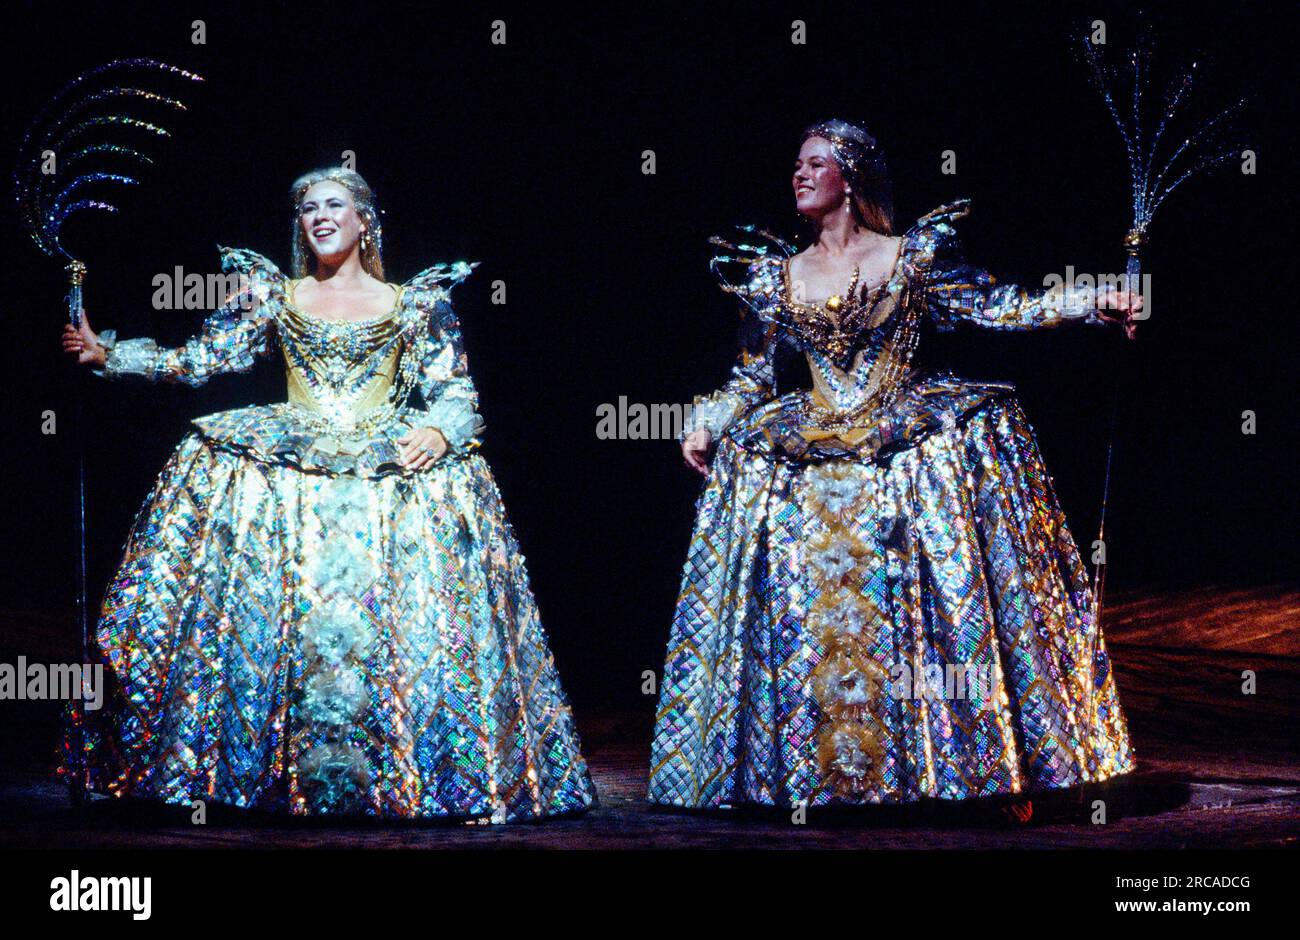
[96,247,483,477]
[278,281,419,433]
[756,249,921,422]
[687,199,1106,457]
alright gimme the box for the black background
[1,1,1294,723]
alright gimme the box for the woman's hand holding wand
[1094,288,1145,340]
[62,315,106,367]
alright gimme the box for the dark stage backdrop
[1,2,1294,719]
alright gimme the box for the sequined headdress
[800,119,894,234]
[290,167,384,280]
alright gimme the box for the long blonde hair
[289,167,385,279]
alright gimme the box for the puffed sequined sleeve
[94,246,281,386]
[925,226,1101,332]
[95,301,274,387]
[681,304,779,441]
[405,297,485,452]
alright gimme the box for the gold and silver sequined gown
[64,248,595,820]
[649,201,1134,809]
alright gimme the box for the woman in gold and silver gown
[649,121,1140,812]
[61,168,594,820]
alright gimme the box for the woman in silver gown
[649,121,1141,813]
[61,167,595,821]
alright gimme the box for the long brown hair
[800,119,894,235]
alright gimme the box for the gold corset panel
[279,281,408,430]
[776,249,920,427]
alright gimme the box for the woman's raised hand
[1095,288,1145,340]
[61,314,106,367]
[682,429,712,476]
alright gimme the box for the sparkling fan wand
[12,59,202,802]
[1075,21,1247,734]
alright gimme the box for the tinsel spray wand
[1075,20,1248,734]
[1079,27,1246,321]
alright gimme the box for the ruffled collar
[216,246,478,326]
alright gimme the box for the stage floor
[1,585,1296,849]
